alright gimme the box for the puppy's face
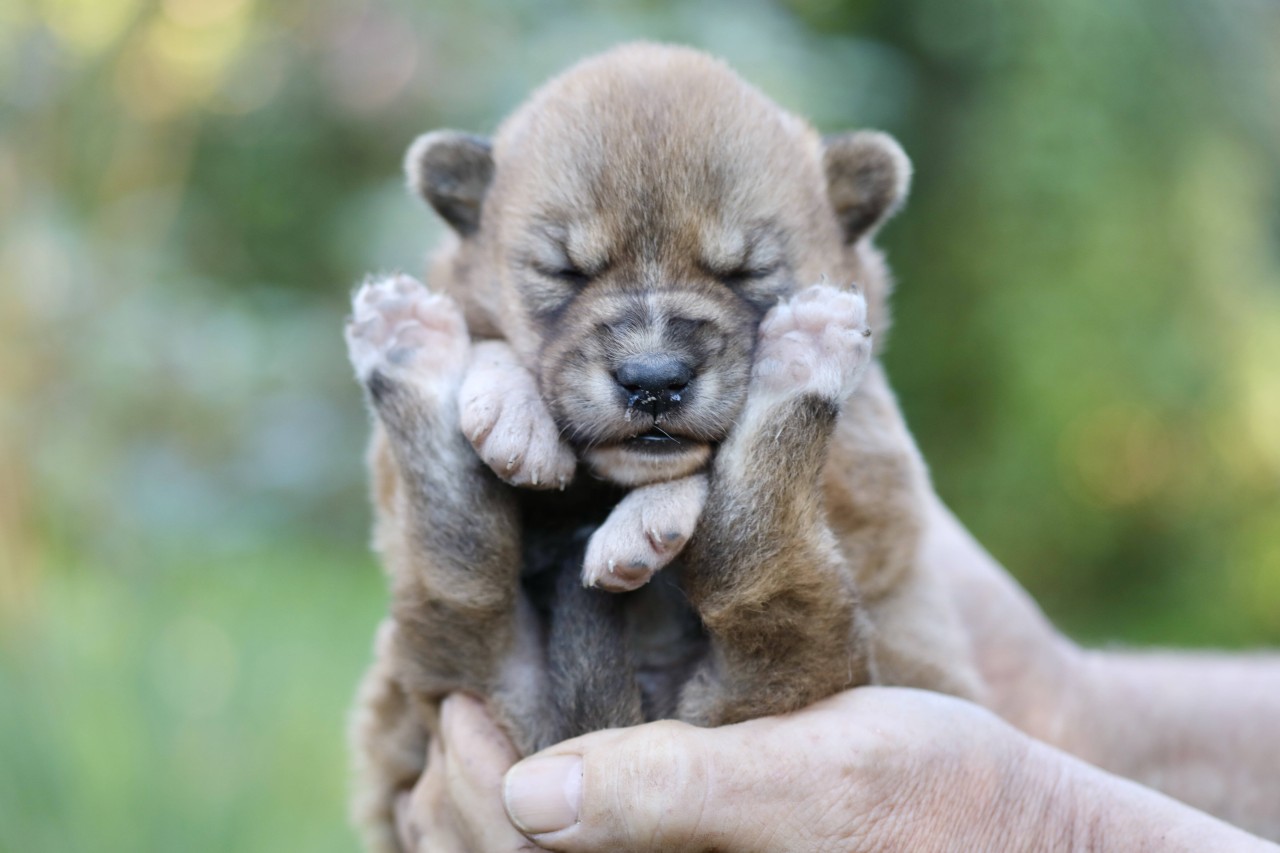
[407,44,910,486]
[504,215,779,486]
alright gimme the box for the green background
[1,0,1278,849]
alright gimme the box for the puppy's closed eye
[534,262,592,287]
[711,264,779,287]
[701,225,786,289]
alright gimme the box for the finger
[442,692,521,779]
[398,738,456,853]
[394,791,414,850]
[502,719,795,853]
[439,693,538,851]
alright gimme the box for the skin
[392,494,1280,851]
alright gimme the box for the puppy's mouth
[625,428,688,454]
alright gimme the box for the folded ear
[404,131,494,236]
[823,131,912,244]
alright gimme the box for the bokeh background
[2,0,1278,849]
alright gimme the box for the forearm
[1060,650,1280,840]
[925,496,1280,838]
[921,495,1080,739]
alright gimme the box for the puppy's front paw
[345,274,469,390]
[460,343,577,490]
[752,284,872,405]
[582,474,708,592]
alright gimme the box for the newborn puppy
[347,43,980,852]
[347,274,876,852]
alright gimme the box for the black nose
[614,354,693,416]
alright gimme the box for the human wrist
[1048,739,1280,852]
[970,728,1246,853]
[919,495,1086,748]
[924,717,1079,851]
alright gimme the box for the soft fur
[347,43,981,852]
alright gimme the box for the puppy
[346,43,979,851]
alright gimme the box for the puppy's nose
[614,354,692,415]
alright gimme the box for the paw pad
[345,274,468,386]
[752,283,872,403]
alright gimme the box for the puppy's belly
[519,551,708,724]
[514,483,708,726]
[625,569,709,720]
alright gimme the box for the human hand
[402,688,1055,852]
[394,500,1280,851]
[498,686,1068,852]
[392,694,534,853]
[403,685,1269,852]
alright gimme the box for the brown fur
[348,43,980,851]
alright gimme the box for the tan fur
[349,43,981,850]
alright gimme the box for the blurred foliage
[1,0,1278,849]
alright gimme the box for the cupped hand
[399,687,1073,852]
[500,687,1069,852]
[393,694,537,852]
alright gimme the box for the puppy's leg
[347,275,524,696]
[347,275,546,846]
[460,338,702,592]
[581,473,708,592]
[459,340,578,489]
[677,284,877,726]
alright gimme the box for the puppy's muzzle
[614,353,693,417]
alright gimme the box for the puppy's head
[406,44,910,486]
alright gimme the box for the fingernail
[503,754,582,835]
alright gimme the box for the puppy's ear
[405,131,494,236]
[823,131,911,243]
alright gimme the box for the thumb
[501,719,780,852]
